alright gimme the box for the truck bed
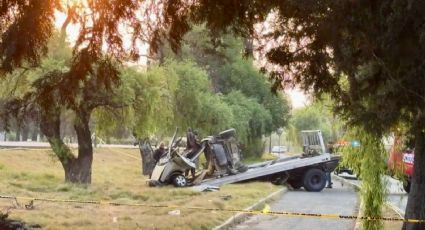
[194,153,333,189]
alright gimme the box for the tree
[163,26,291,154]
[154,59,234,137]
[1,1,153,184]
[291,99,343,144]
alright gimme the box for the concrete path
[233,180,358,230]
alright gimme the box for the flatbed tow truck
[195,153,338,191]
[147,129,340,192]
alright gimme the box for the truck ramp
[193,154,332,190]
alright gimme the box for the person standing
[185,128,200,179]
[153,143,165,164]
[325,141,335,188]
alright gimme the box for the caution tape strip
[0,194,424,223]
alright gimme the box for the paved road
[234,179,358,230]
[338,173,408,216]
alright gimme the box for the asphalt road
[233,179,358,230]
[339,173,408,216]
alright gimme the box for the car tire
[303,168,326,192]
[172,174,187,187]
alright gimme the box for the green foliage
[93,65,175,139]
[126,28,290,155]
[290,99,343,144]
[166,26,290,155]
[341,127,387,230]
[94,59,235,140]
[223,91,271,142]
[168,60,210,131]
[196,93,233,134]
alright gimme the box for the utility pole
[277,128,284,157]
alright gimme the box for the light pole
[277,128,284,156]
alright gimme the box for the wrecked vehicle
[147,128,247,187]
[146,129,339,193]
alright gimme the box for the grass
[242,153,278,164]
[0,148,280,229]
[242,151,302,165]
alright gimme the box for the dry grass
[242,153,278,164]
[0,148,280,229]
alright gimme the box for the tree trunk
[403,129,425,230]
[63,155,92,184]
[40,107,93,184]
[31,127,38,141]
[138,139,156,176]
[68,109,93,184]
[21,125,29,142]
[15,127,21,141]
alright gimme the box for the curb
[386,202,405,218]
[212,187,287,230]
[333,175,406,229]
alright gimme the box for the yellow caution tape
[0,194,424,224]
[262,204,270,214]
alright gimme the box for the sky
[287,88,308,109]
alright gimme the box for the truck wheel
[172,174,187,187]
[303,168,326,192]
[403,179,411,193]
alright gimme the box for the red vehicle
[387,135,414,192]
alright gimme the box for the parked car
[271,145,287,154]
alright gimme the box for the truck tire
[172,174,187,187]
[303,168,326,192]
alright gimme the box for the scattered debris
[219,195,232,201]
[24,200,34,210]
[191,185,220,192]
[168,210,181,216]
[1,211,30,230]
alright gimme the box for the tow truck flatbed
[193,153,340,191]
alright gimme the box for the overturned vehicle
[147,128,247,187]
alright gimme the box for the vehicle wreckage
[142,128,340,192]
